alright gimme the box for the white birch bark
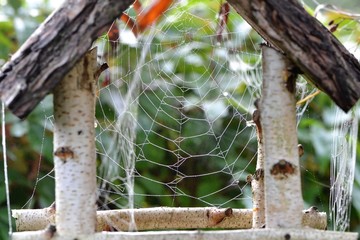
[52,48,98,236]
[12,207,326,231]
[11,228,358,240]
[251,109,265,228]
[260,45,303,228]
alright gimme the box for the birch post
[260,45,303,228]
[53,48,98,237]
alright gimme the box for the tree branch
[0,0,133,119]
[227,0,360,112]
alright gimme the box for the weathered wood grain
[0,0,133,118]
[227,0,360,112]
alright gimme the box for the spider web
[329,107,358,231]
[92,0,314,229]
[310,0,360,231]
[94,1,262,213]
[2,0,360,235]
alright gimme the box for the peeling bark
[251,109,265,228]
[0,0,133,119]
[227,0,360,112]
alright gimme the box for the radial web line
[2,103,12,235]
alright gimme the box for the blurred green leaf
[8,0,25,12]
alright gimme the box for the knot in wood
[298,144,304,157]
[284,233,291,240]
[304,206,319,214]
[206,208,233,226]
[246,174,253,184]
[270,159,296,180]
[54,146,74,162]
[254,168,264,181]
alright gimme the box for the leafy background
[0,0,359,239]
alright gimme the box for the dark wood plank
[227,0,360,112]
[0,0,133,118]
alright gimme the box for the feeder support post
[53,48,98,237]
[260,45,303,228]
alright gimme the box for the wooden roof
[228,0,360,112]
[1,0,360,118]
[0,0,134,119]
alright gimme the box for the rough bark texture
[0,0,133,119]
[260,46,303,228]
[12,207,326,232]
[227,0,360,112]
[53,48,97,237]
